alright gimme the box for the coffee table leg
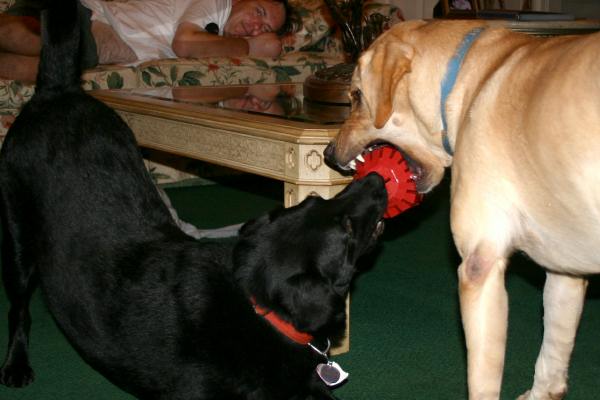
[283,182,348,208]
[330,296,350,355]
[283,182,350,354]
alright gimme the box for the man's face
[224,0,286,37]
[224,95,284,115]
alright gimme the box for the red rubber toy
[354,145,422,218]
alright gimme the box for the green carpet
[1,175,599,399]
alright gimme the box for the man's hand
[246,33,282,57]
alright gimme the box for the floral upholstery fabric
[281,0,337,53]
[136,52,341,87]
[0,79,33,140]
[82,64,139,90]
[282,0,403,55]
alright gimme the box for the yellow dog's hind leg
[517,272,587,400]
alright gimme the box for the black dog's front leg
[0,224,37,388]
[0,303,35,388]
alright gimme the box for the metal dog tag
[316,361,348,387]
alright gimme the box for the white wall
[387,0,600,19]
[388,0,437,19]
[389,0,422,19]
[388,0,555,20]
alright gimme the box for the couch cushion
[136,52,342,87]
[82,64,140,90]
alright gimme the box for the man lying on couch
[0,0,295,82]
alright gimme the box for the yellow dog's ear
[360,41,413,129]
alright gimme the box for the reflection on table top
[126,84,350,125]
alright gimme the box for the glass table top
[127,84,350,125]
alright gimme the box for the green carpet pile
[1,175,598,399]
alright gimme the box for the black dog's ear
[282,273,345,334]
[322,220,357,295]
[335,216,356,289]
[278,233,355,335]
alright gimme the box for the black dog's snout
[342,172,387,203]
[363,172,387,195]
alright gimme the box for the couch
[0,0,403,132]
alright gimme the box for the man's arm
[172,22,282,58]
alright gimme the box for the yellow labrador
[324,19,600,400]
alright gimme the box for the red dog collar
[251,297,314,345]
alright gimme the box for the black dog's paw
[0,362,35,388]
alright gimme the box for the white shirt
[81,0,232,62]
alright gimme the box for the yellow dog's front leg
[458,246,509,400]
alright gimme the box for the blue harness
[440,27,485,156]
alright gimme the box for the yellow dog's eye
[351,89,361,105]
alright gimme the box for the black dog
[0,2,387,399]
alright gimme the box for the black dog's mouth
[362,219,385,254]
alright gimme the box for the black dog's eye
[350,89,361,106]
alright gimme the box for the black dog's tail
[35,0,82,96]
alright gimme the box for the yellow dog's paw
[517,389,567,400]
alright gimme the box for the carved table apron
[92,89,351,208]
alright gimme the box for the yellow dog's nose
[323,141,346,173]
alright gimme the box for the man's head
[224,0,289,37]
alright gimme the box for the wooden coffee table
[92,84,352,208]
[92,84,354,353]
